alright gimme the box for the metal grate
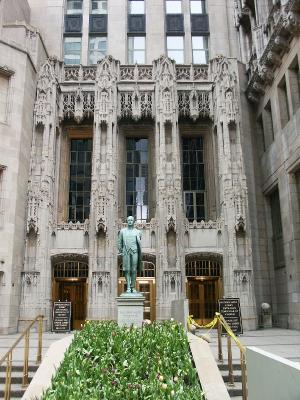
[185,260,221,277]
[53,261,88,278]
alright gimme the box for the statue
[118,216,142,294]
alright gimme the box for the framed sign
[218,298,243,335]
[52,301,71,333]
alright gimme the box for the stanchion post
[37,316,43,364]
[217,319,223,363]
[4,352,12,400]
[227,335,235,386]
[22,330,30,387]
[240,349,247,400]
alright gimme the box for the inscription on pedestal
[117,295,145,328]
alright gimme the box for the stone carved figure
[118,216,142,293]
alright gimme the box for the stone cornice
[246,0,300,103]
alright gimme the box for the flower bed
[42,320,204,400]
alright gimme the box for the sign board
[52,301,71,332]
[218,298,243,335]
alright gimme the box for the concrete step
[0,365,38,373]
[226,381,243,397]
[221,370,242,383]
[218,362,242,371]
[0,388,27,398]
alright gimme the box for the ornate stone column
[88,56,120,320]
[20,58,60,329]
[153,56,186,320]
[211,55,257,329]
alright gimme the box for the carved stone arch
[185,252,223,277]
[51,253,89,278]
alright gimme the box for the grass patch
[42,320,204,399]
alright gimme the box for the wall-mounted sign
[52,301,71,333]
[219,298,243,335]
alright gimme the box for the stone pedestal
[116,293,145,328]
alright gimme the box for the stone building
[0,0,299,333]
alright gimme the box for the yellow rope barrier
[187,312,246,354]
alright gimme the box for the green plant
[42,320,204,400]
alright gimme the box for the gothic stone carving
[163,271,182,299]
[21,271,40,288]
[27,186,40,234]
[91,271,111,298]
[34,59,56,126]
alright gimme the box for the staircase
[218,362,243,400]
[0,331,70,399]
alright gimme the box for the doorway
[186,257,223,326]
[52,259,88,330]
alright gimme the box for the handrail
[188,312,247,400]
[0,315,44,400]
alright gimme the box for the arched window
[185,259,221,277]
[53,261,88,278]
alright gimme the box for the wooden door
[54,280,87,330]
[187,278,219,326]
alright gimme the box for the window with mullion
[91,0,107,14]
[167,36,184,63]
[66,0,83,14]
[69,139,92,223]
[89,36,107,64]
[64,37,82,65]
[190,0,206,14]
[166,0,182,14]
[128,36,145,64]
[192,36,208,64]
[126,138,148,222]
[182,137,206,221]
[129,0,145,14]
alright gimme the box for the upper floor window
[129,0,145,14]
[91,0,107,14]
[64,37,82,65]
[66,0,83,14]
[128,36,145,64]
[190,0,205,14]
[166,0,182,14]
[0,74,9,124]
[167,36,184,63]
[89,36,107,64]
[192,36,208,64]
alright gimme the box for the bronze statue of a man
[118,216,142,293]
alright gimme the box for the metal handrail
[0,315,44,400]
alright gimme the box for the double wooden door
[53,279,87,330]
[118,279,156,321]
[187,278,220,326]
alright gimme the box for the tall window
[182,137,205,221]
[64,37,82,65]
[190,0,205,13]
[288,56,300,113]
[89,37,107,64]
[0,74,9,123]
[167,36,184,63]
[128,36,145,64]
[91,0,107,14]
[166,0,182,13]
[66,0,83,14]
[126,138,148,222]
[69,139,92,222]
[129,0,145,14]
[192,36,208,63]
[270,189,284,269]
[278,76,290,128]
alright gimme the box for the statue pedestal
[116,293,145,328]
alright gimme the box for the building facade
[0,0,300,333]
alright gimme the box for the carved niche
[27,185,40,234]
[91,271,111,298]
[95,55,119,125]
[163,271,182,299]
[211,55,239,125]
[34,59,57,126]
[153,56,177,123]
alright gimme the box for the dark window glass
[68,138,92,222]
[126,138,148,222]
[182,137,206,221]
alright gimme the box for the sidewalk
[202,328,300,363]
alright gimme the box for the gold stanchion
[241,349,247,400]
[227,335,234,386]
[22,330,30,387]
[4,352,12,400]
[217,319,223,363]
[36,316,43,364]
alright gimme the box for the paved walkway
[0,332,71,365]
[197,328,300,364]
